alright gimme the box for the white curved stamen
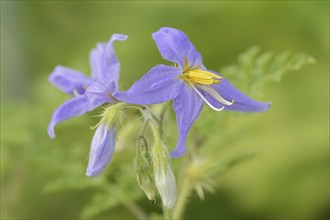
[188,81,225,111]
[73,89,80,97]
[195,84,234,106]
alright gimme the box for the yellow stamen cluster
[180,57,222,85]
[181,69,222,85]
[178,58,234,110]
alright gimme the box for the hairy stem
[159,102,169,138]
[148,119,161,144]
[137,120,149,140]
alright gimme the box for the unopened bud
[86,103,126,177]
[134,136,157,201]
[152,142,176,208]
[86,123,116,177]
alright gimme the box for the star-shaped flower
[47,34,127,176]
[48,34,127,138]
[113,27,270,158]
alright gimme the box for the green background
[1,1,329,219]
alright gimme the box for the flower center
[181,69,222,85]
[178,59,234,111]
[179,58,222,85]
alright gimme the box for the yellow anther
[181,69,222,85]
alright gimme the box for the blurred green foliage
[1,1,329,220]
[222,46,315,98]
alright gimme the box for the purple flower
[86,124,116,177]
[113,27,271,158]
[47,34,127,177]
[48,34,127,138]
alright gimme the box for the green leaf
[80,190,118,218]
[218,152,257,174]
[80,164,143,218]
[225,152,256,169]
[43,176,106,193]
[80,185,142,218]
[221,46,315,98]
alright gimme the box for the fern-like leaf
[221,46,315,98]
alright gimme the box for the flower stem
[159,102,169,138]
[159,102,168,122]
[124,202,149,220]
[173,178,191,220]
[162,206,171,220]
[126,104,161,123]
[138,120,149,138]
[148,119,161,144]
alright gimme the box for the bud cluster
[134,135,157,202]
[134,113,176,208]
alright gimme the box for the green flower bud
[134,135,157,201]
[151,141,176,208]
